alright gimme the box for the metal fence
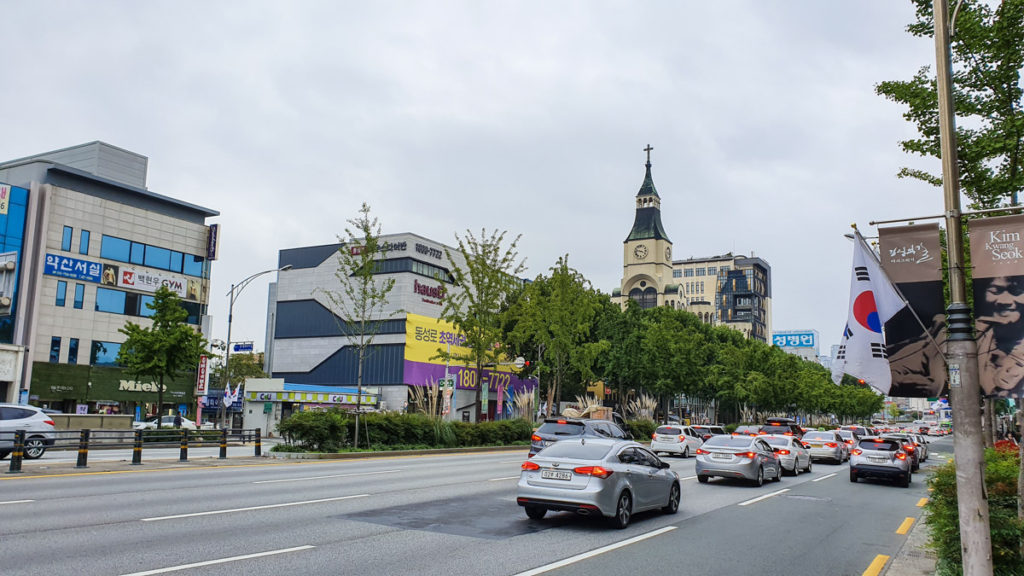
[4,427,262,474]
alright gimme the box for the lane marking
[499,459,526,464]
[896,517,915,535]
[252,469,401,484]
[738,488,789,507]
[0,499,35,505]
[812,472,838,482]
[119,545,315,576]
[917,498,928,507]
[680,475,697,481]
[512,526,676,576]
[141,494,368,522]
[862,554,889,576]
[488,476,520,482]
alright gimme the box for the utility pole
[933,1,993,573]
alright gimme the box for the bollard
[179,429,189,462]
[75,429,90,469]
[255,428,262,457]
[219,428,227,459]
[131,429,143,465]
[6,430,24,474]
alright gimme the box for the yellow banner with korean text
[404,313,472,364]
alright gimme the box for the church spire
[626,145,670,242]
[637,144,659,198]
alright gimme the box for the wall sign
[44,253,103,282]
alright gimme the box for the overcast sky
[1,1,949,357]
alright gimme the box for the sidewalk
[885,513,936,576]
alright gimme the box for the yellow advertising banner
[404,313,472,364]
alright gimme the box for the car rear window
[538,441,613,460]
[655,426,682,435]
[859,439,899,451]
[761,425,795,434]
[704,436,755,449]
[803,431,833,440]
[837,430,854,439]
[536,422,585,436]
[763,437,791,447]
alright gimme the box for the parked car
[691,425,727,441]
[800,430,849,463]
[695,434,783,486]
[760,417,804,438]
[849,437,912,487]
[529,418,631,458]
[132,415,198,430]
[0,403,57,459]
[762,434,812,475]
[517,438,680,529]
[650,425,703,458]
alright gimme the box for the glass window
[68,338,79,365]
[130,242,145,264]
[73,283,85,309]
[144,245,171,270]
[169,251,183,273]
[708,266,717,275]
[672,269,681,278]
[696,268,706,276]
[139,295,155,317]
[683,269,694,277]
[79,230,91,255]
[101,236,131,262]
[90,341,123,366]
[183,254,205,277]
[95,287,127,314]
[61,226,73,251]
[50,337,61,363]
[55,280,67,307]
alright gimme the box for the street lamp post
[221,264,292,428]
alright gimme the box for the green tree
[210,352,268,389]
[439,229,525,421]
[875,0,1024,207]
[117,286,206,428]
[319,202,399,449]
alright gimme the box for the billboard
[772,331,816,349]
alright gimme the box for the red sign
[196,355,209,394]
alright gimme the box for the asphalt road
[0,436,951,576]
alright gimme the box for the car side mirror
[659,461,671,469]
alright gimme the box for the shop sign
[0,183,9,215]
[44,253,102,282]
[195,355,209,394]
[114,265,188,298]
[118,380,166,393]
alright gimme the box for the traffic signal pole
[933,1,993,573]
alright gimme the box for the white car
[0,403,57,459]
[650,424,704,458]
[133,416,197,430]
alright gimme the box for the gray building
[0,142,218,415]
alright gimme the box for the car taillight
[574,466,612,479]
[695,448,708,455]
[44,419,56,426]
[531,434,542,442]
[652,433,657,440]
[895,452,907,460]
[678,435,686,441]
[775,449,790,455]
[783,432,793,436]
[825,442,838,448]
[702,434,711,440]
[851,449,862,456]
[735,451,757,459]
[522,461,540,471]
[844,440,854,445]
[557,420,567,424]
[903,444,915,452]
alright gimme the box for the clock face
[634,244,648,259]
[665,247,671,261]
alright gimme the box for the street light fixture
[221,264,292,427]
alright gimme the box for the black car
[760,417,803,438]
[529,418,632,457]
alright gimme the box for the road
[0,436,950,576]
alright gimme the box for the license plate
[712,453,732,460]
[541,470,572,481]
[656,436,678,442]
[810,443,822,448]
[868,456,888,463]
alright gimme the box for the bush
[925,447,1022,576]
[625,419,658,441]
[277,409,349,452]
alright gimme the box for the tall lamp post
[222,264,292,428]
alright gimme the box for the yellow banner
[404,313,473,364]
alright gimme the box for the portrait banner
[969,215,1024,398]
[879,224,946,398]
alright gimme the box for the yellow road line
[862,554,889,576]
[917,497,928,507]
[896,517,915,535]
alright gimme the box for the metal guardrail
[5,427,262,474]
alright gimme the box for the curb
[266,445,529,459]
[884,511,936,575]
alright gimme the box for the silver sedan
[801,430,848,463]
[762,434,812,475]
[695,435,783,486]
[517,438,681,529]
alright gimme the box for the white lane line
[680,476,697,481]
[488,475,520,482]
[738,488,789,507]
[119,545,315,576]
[499,459,527,463]
[513,526,676,576]
[812,473,838,483]
[252,469,401,484]
[0,499,35,505]
[141,494,368,522]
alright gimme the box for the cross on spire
[644,144,653,164]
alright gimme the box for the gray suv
[849,437,912,487]
[0,403,57,459]
[529,418,631,457]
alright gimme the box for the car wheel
[773,465,782,482]
[0,450,9,460]
[609,491,632,529]
[682,446,689,459]
[697,474,709,484]
[662,483,680,514]
[849,470,858,483]
[804,458,812,473]
[787,462,798,476]
[525,506,546,520]
[753,466,764,487]
[23,437,47,459]
[902,474,911,488]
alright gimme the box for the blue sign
[233,342,253,352]
[44,253,103,283]
[772,331,817,349]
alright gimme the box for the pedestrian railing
[5,427,262,474]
